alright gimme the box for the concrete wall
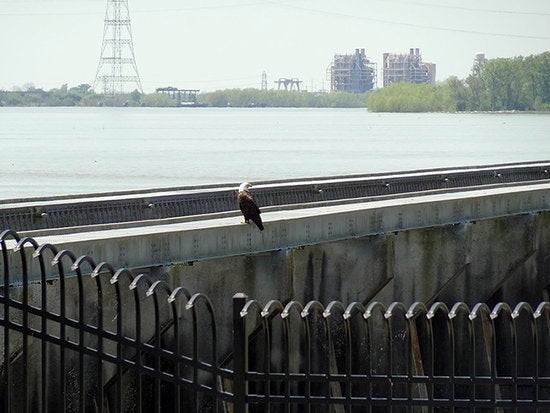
[161,211,549,353]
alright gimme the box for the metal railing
[1,229,549,412]
[2,161,550,232]
[235,296,550,412]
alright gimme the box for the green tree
[445,76,469,111]
[140,92,178,107]
[525,52,550,109]
[465,73,487,110]
[200,89,368,108]
[482,57,527,110]
[128,89,142,105]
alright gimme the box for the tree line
[366,52,550,112]
[0,84,368,108]
[199,89,368,107]
[1,52,548,112]
[0,83,203,107]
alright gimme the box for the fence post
[233,292,249,413]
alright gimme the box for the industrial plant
[326,48,377,93]
[90,0,435,96]
[382,48,436,87]
[92,0,436,97]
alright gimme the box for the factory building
[382,48,436,87]
[327,48,377,93]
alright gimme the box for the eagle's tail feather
[252,216,264,231]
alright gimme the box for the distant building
[474,52,487,65]
[327,48,377,93]
[382,48,436,87]
[472,52,487,76]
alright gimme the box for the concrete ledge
[2,160,549,232]
[5,182,550,280]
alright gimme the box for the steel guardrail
[1,161,549,232]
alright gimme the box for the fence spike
[363,301,386,319]
[427,301,449,319]
[280,300,302,319]
[385,301,407,319]
[490,302,512,319]
[343,301,364,320]
[324,300,345,318]
[91,261,116,278]
[448,302,470,319]
[110,267,134,285]
[511,301,534,318]
[167,285,192,303]
[470,302,491,320]
[301,300,324,318]
[534,301,550,318]
[128,273,150,290]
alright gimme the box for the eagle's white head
[239,182,252,192]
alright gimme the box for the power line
[265,1,550,40]
[383,0,550,17]
[3,0,549,21]
[1,0,548,40]
[0,1,269,16]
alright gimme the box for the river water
[0,106,549,199]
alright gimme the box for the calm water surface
[1,107,549,199]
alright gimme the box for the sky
[0,0,549,93]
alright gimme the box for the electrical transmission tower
[93,0,143,94]
[261,71,268,91]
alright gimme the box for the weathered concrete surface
[8,182,550,282]
[136,209,547,374]
[3,182,549,309]
[162,211,548,330]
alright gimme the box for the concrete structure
[382,48,436,87]
[275,78,302,91]
[327,48,376,93]
[6,173,550,310]
[7,162,548,233]
[3,175,550,370]
[3,163,550,402]
[155,86,201,105]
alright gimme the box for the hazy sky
[1,0,549,93]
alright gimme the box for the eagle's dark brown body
[237,183,264,231]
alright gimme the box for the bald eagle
[237,182,264,231]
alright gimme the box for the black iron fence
[1,229,549,412]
